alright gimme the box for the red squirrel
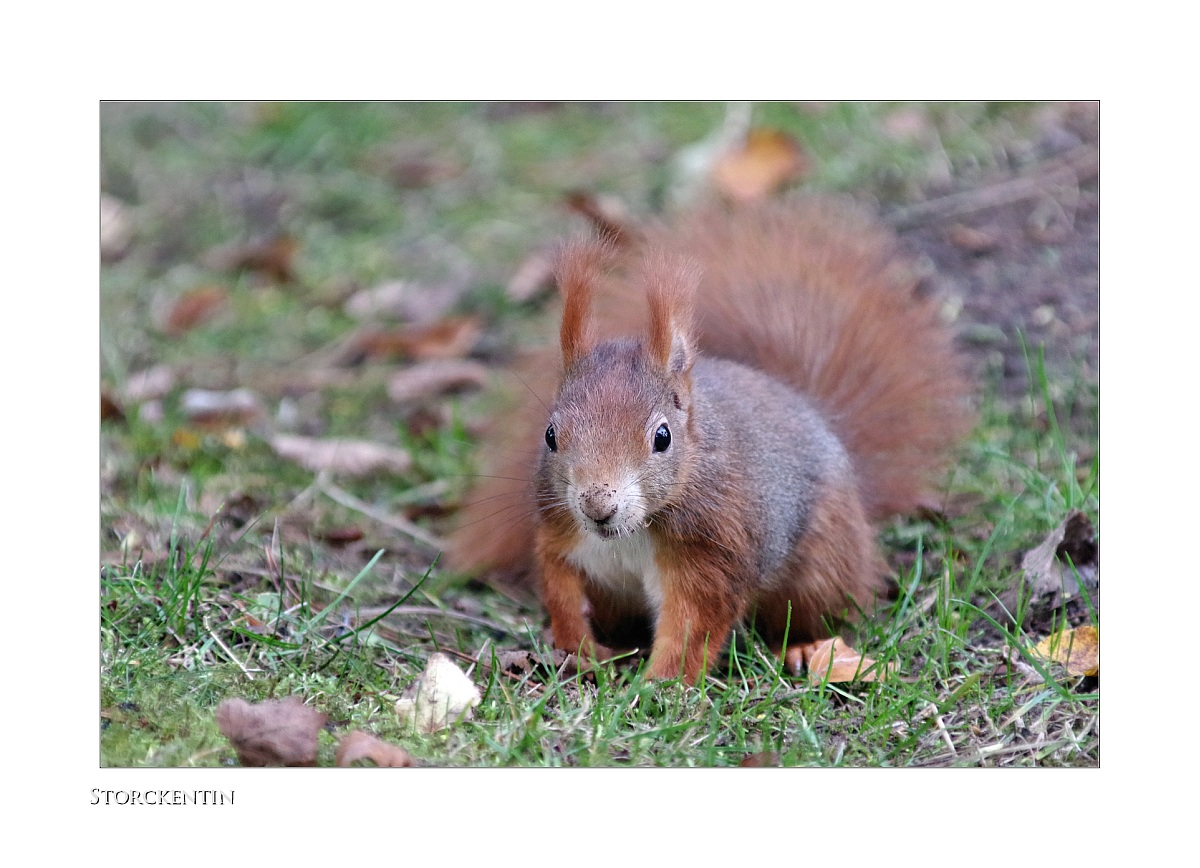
[451,199,973,684]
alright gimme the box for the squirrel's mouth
[590,522,622,540]
[587,515,653,540]
[586,515,648,540]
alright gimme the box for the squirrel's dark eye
[653,423,671,453]
[545,424,558,452]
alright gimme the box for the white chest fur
[566,530,664,616]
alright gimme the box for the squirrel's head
[536,240,700,541]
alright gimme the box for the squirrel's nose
[579,487,618,524]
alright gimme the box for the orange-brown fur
[555,237,612,370]
[449,198,973,684]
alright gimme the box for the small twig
[465,637,492,678]
[264,518,282,581]
[930,704,956,755]
[429,646,529,683]
[353,604,513,635]
[390,479,452,507]
[913,739,1066,768]
[751,641,793,684]
[887,145,1099,229]
[205,616,257,680]
[319,480,446,551]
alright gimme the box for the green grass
[99,101,1097,768]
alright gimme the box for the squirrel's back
[618,200,972,520]
[450,198,973,580]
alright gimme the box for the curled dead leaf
[215,696,326,767]
[346,316,482,364]
[386,359,490,405]
[269,434,412,477]
[1032,625,1098,677]
[1022,510,1098,603]
[476,647,575,679]
[711,129,807,203]
[796,637,892,685]
[162,285,229,335]
[395,652,481,732]
[335,730,413,767]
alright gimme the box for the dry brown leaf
[269,434,412,477]
[947,225,1000,253]
[798,637,891,685]
[395,652,481,732]
[386,359,490,405]
[212,235,298,283]
[475,647,579,679]
[181,388,265,429]
[1032,625,1098,676]
[215,696,326,767]
[315,525,365,546]
[739,751,780,768]
[101,391,126,423]
[335,730,413,767]
[163,286,229,335]
[711,129,807,203]
[348,316,482,363]
[1022,510,1098,603]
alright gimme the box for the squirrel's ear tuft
[554,238,614,369]
[643,250,700,377]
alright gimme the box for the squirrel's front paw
[644,651,701,684]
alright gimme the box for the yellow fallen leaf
[1032,626,1098,676]
[711,128,806,203]
[171,428,202,450]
